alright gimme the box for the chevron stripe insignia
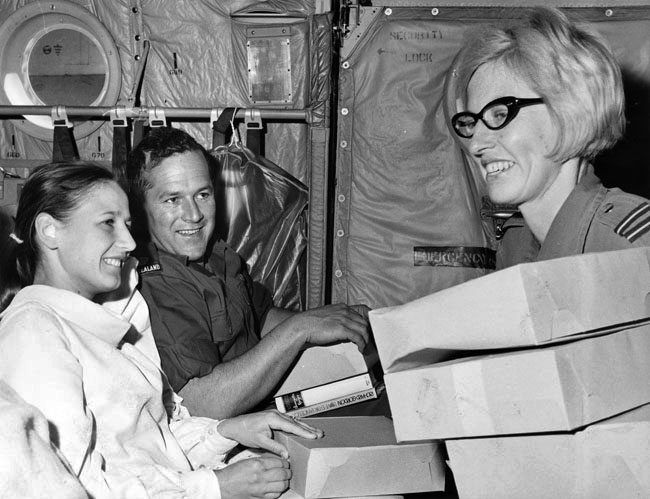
[615,202,650,242]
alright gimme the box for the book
[285,387,378,418]
[275,372,373,413]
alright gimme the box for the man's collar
[138,241,212,271]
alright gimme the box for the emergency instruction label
[413,246,495,269]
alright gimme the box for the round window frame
[0,0,122,141]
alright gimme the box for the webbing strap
[245,108,264,156]
[51,107,79,162]
[211,107,236,148]
[110,108,130,179]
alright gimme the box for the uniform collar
[538,165,605,260]
[7,285,131,347]
[146,241,228,267]
[150,240,235,277]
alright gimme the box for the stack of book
[369,247,650,499]
[273,342,378,417]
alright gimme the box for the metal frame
[0,105,309,122]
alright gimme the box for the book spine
[275,373,372,412]
[286,387,377,418]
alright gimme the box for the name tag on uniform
[139,262,162,274]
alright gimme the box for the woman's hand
[215,455,290,499]
[217,410,323,458]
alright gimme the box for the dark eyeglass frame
[451,96,545,139]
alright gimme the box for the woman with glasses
[449,6,650,269]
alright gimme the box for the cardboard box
[274,343,371,397]
[369,248,650,372]
[386,323,650,441]
[275,416,445,498]
[279,491,403,499]
[446,403,650,499]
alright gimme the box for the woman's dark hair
[0,162,116,312]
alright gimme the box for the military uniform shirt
[138,241,273,393]
[497,166,650,269]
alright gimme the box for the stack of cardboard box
[369,247,650,498]
[272,334,447,498]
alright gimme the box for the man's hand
[277,303,371,352]
[215,456,290,499]
[218,410,323,458]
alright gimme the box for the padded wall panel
[0,0,321,176]
[332,6,650,309]
[0,0,331,309]
[333,7,492,309]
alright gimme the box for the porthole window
[0,0,122,140]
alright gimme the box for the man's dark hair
[125,127,210,245]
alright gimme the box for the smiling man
[125,127,370,419]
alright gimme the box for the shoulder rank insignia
[615,202,650,242]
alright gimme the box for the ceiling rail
[0,105,309,122]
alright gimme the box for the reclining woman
[449,6,650,268]
[0,161,322,499]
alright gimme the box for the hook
[110,106,128,127]
[148,107,166,127]
[51,106,72,128]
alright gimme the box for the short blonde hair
[450,7,624,162]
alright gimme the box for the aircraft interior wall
[332,3,650,309]
[1,0,650,311]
